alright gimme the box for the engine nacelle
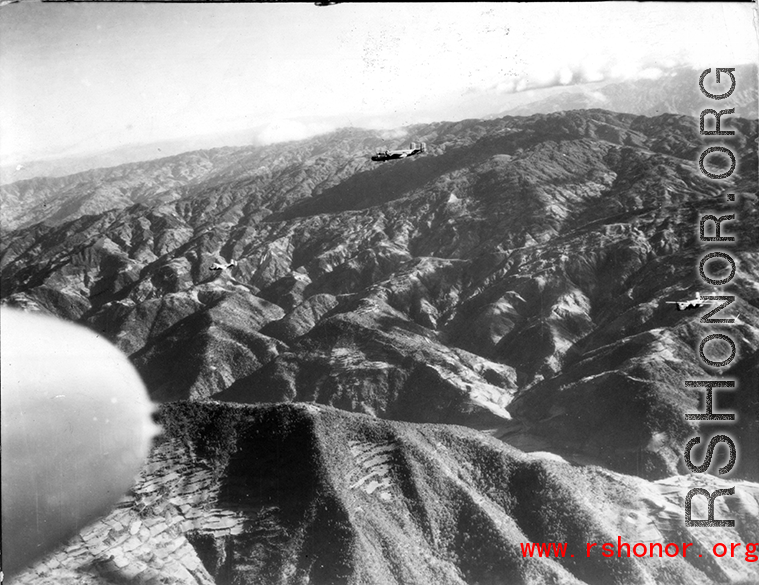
[1,308,160,577]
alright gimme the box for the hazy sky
[0,2,756,163]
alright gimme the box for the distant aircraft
[210,259,238,272]
[665,292,714,311]
[371,142,427,162]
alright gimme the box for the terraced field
[348,439,397,501]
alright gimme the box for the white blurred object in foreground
[1,307,160,578]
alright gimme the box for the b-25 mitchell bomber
[665,291,714,311]
[371,142,427,162]
[210,259,238,272]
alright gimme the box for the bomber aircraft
[665,291,714,311]
[210,259,238,272]
[371,142,427,162]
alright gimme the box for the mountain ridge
[11,402,759,585]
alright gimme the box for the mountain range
[3,64,755,186]
[2,105,758,583]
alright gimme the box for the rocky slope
[11,402,759,585]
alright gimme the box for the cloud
[638,67,664,80]
[587,91,609,104]
[488,57,682,96]
[377,127,407,140]
[255,119,335,145]
[558,67,573,85]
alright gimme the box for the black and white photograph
[1,2,758,584]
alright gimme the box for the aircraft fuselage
[371,142,426,162]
